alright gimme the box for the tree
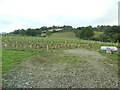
[19,29,26,36]
[104,26,120,42]
[13,30,20,34]
[40,26,48,31]
[112,34,120,43]
[25,28,41,36]
[77,27,94,40]
[99,34,110,42]
[63,25,74,32]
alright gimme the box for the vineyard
[2,35,119,88]
[2,35,118,50]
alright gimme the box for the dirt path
[2,48,118,88]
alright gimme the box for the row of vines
[2,36,119,50]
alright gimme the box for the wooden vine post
[47,44,49,50]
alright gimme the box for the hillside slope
[50,32,79,39]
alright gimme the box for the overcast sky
[0,0,119,33]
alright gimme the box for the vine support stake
[47,44,49,50]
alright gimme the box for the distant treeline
[75,25,120,43]
[8,25,120,43]
[9,25,75,36]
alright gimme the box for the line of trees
[11,28,42,36]
[75,25,120,43]
[10,25,75,36]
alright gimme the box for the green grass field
[2,49,40,74]
[50,32,78,39]
[50,31,104,39]
[94,31,104,38]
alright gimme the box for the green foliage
[76,26,94,40]
[10,25,75,36]
[62,25,74,32]
[75,25,120,43]
[112,34,120,42]
[12,28,42,36]
[19,29,26,35]
[26,28,42,36]
[98,34,110,42]
[13,30,20,34]
[102,25,120,42]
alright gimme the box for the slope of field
[50,32,79,39]
[94,31,104,38]
[50,31,104,39]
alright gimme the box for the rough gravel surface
[2,48,118,88]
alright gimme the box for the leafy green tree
[13,30,20,34]
[75,27,85,37]
[19,29,26,36]
[63,25,74,32]
[77,27,94,40]
[99,34,110,42]
[112,34,120,43]
[25,28,41,36]
[40,26,48,31]
[104,26,120,42]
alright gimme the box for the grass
[51,31,104,40]
[61,55,81,71]
[50,32,78,39]
[98,50,119,61]
[46,53,81,70]
[50,31,104,39]
[29,49,63,65]
[49,55,80,64]
[98,50,119,71]
[2,49,40,74]
[28,48,81,71]
[94,31,103,38]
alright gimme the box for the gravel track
[2,48,118,88]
